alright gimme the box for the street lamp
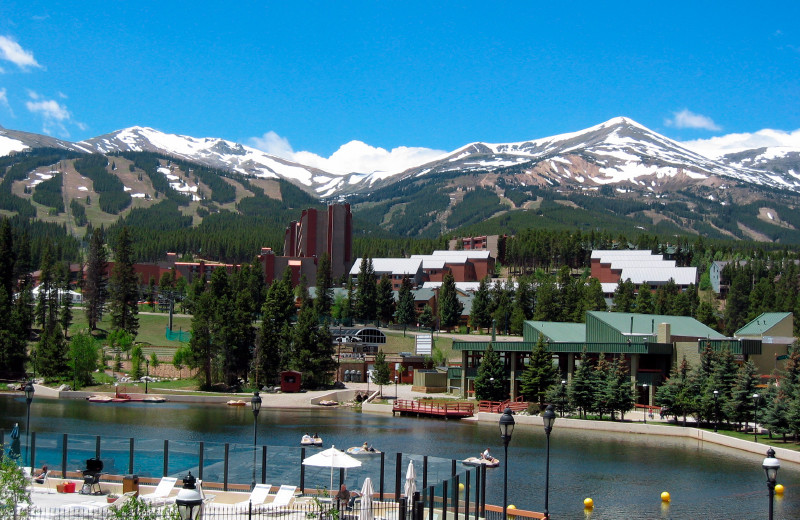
[24,381,34,467]
[763,447,780,520]
[251,391,262,490]
[175,472,203,520]
[395,374,399,400]
[643,384,648,424]
[753,393,760,442]
[542,404,556,520]
[559,380,566,417]
[713,390,719,432]
[145,358,150,394]
[499,407,515,520]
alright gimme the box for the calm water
[1,395,798,519]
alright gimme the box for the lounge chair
[209,483,272,510]
[140,476,178,505]
[29,469,54,494]
[261,484,297,511]
[65,491,136,513]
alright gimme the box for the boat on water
[141,396,166,403]
[346,446,381,455]
[226,400,247,406]
[318,400,338,406]
[300,435,323,447]
[462,457,500,467]
[86,395,113,403]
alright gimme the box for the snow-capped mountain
[3,118,800,197]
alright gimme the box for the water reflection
[1,395,797,519]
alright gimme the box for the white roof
[430,250,492,259]
[349,258,422,276]
[411,254,468,266]
[422,281,482,292]
[619,267,697,286]
[591,250,655,259]
[600,283,619,294]
[602,260,676,269]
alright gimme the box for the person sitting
[362,442,369,450]
[34,465,48,484]
[481,448,492,460]
[367,445,376,452]
[302,433,312,442]
[335,484,351,510]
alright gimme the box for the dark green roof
[525,321,586,342]
[586,311,725,339]
[735,312,792,336]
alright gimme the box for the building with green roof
[734,312,795,374]
[451,311,760,406]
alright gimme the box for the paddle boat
[462,456,500,467]
[318,400,338,406]
[346,446,381,455]
[226,400,247,406]
[86,395,113,403]
[301,434,323,447]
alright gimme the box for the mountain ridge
[3,118,800,199]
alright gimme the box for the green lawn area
[68,307,193,346]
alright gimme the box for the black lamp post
[145,358,150,394]
[251,391,262,490]
[176,472,203,520]
[559,380,566,417]
[499,407,515,520]
[642,384,648,424]
[753,393,760,442]
[713,390,719,432]
[395,374,399,400]
[763,447,780,520]
[24,381,34,467]
[542,404,556,520]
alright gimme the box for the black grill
[81,458,104,495]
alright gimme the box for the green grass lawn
[67,307,193,346]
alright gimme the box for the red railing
[393,399,474,417]
[478,397,528,413]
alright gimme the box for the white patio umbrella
[302,445,362,492]
[403,460,417,498]
[358,477,374,520]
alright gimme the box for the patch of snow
[123,186,131,191]
[35,173,54,180]
[78,186,88,191]
[131,193,146,198]
[767,212,774,220]
[0,135,29,156]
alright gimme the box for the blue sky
[1,1,799,167]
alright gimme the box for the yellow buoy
[507,505,516,518]
[458,483,465,491]
[661,491,671,502]
[775,484,785,495]
[583,497,594,508]
[507,505,516,510]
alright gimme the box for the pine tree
[418,304,436,330]
[108,227,139,337]
[612,279,636,312]
[519,337,559,409]
[604,356,634,421]
[84,228,108,331]
[439,272,463,331]
[290,300,336,388]
[314,253,334,319]
[725,360,759,429]
[582,278,607,313]
[634,287,654,314]
[355,257,377,322]
[569,350,597,419]
[470,277,493,333]
[395,276,417,326]
[376,274,395,325]
[473,344,506,401]
[256,279,293,387]
[372,349,391,397]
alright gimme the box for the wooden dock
[392,399,474,419]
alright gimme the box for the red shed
[280,371,302,393]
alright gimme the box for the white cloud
[0,88,12,116]
[0,35,41,70]
[681,128,800,159]
[25,92,72,136]
[665,109,721,131]
[249,131,446,175]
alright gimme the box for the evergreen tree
[724,268,750,335]
[290,300,336,388]
[612,279,636,312]
[603,356,634,421]
[725,360,759,429]
[470,277,493,333]
[355,257,377,322]
[582,278,607,313]
[695,300,717,329]
[84,228,108,331]
[519,337,559,409]
[375,274,395,325]
[59,267,73,338]
[372,349,391,397]
[439,272,463,331]
[634,287,654,314]
[532,276,560,321]
[108,227,139,337]
[314,253,334,319]
[491,280,514,334]
[656,357,694,426]
[256,279,293,387]
[395,276,417,326]
[188,287,216,389]
[569,350,597,419]
[473,344,506,401]
[419,304,436,329]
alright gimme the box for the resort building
[590,249,698,296]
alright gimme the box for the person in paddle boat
[302,433,312,442]
[481,448,493,461]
